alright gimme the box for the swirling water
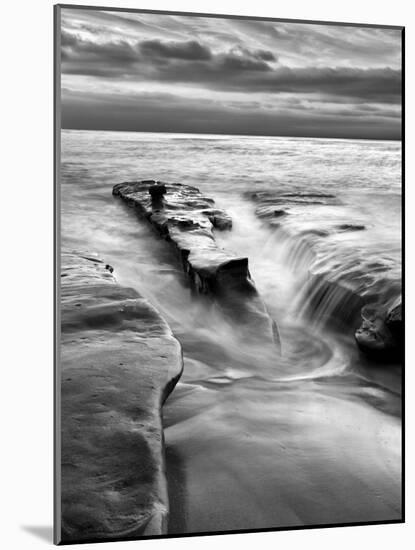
[61,130,402,532]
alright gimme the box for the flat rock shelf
[59,251,183,543]
[113,180,279,347]
[244,189,402,356]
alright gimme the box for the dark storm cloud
[220,45,277,69]
[61,30,78,47]
[61,31,275,69]
[61,88,401,140]
[220,53,272,72]
[226,45,277,62]
[60,9,402,139]
[153,63,400,103]
[242,66,401,103]
[61,32,277,78]
[139,39,212,60]
[61,32,400,104]
[255,50,277,62]
[61,30,138,64]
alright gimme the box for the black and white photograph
[55,4,403,545]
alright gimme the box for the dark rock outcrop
[386,302,403,342]
[113,180,278,346]
[59,251,183,543]
[354,301,403,361]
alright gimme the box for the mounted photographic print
[54,3,404,545]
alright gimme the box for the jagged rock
[355,303,402,361]
[202,208,232,230]
[113,181,278,346]
[385,302,403,347]
[59,251,183,543]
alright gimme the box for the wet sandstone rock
[59,251,183,543]
[113,180,278,346]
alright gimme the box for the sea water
[61,129,402,532]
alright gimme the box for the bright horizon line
[61,127,401,143]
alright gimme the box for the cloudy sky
[60,8,402,140]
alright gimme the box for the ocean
[60,129,402,533]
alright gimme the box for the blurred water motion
[61,129,402,533]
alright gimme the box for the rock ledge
[59,250,183,543]
[113,180,279,346]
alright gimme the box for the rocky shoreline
[60,251,183,543]
[113,180,279,347]
[59,180,285,542]
[244,189,403,360]
[59,179,402,541]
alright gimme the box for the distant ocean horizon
[60,127,402,143]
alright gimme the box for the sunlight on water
[61,130,402,532]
